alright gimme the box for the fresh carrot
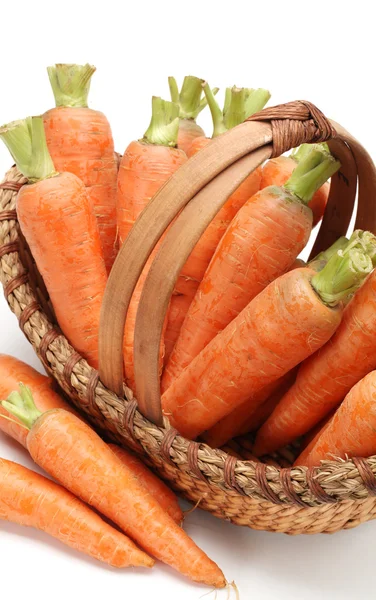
[0,117,107,369]
[168,76,218,154]
[109,444,183,524]
[0,457,153,568]
[163,145,340,390]
[0,354,80,447]
[2,389,225,587]
[253,231,376,456]
[43,64,118,272]
[162,245,373,440]
[202,369,297,449]
[297,411,335,455]
[116,97,187,391]
[164,84,270,359]
[294,371,376,467]
[261,143,331,226]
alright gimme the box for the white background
[1,1,376,598]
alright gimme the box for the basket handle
[99,101,376,425]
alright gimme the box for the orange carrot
[0,457,153,568]
[0,117,107,369]
[294,371,376,467]
[116,97,187,392]
[43,64,118,272]
[253,231,376,456]
[162,251,371,440]
[163,145,340,390]
[295,412,334,462]
[2,390,225,587]
[0,356,182,524]
[261,143,331,226]
[202,368,298,448]
[109,444,183,524]
[164,84,270,357]
[168,76,218,154]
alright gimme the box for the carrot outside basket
[1,101,376,535]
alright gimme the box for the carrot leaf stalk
[309,236,349,271]
[291,142,330,162]
[47,63,96,108]
[168,75,217,121]
[311,233,375,307]
[204,83,270,137]
[2,384,42,429]
[284,145,341,204]
[142,97,180,147]
[0,117,57,182]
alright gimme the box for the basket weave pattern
[2,101,376,534]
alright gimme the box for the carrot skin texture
[261,156,329,227]
[108,444,183,524]
[0,355,80,447]
[163,188,312,389]
[253,270,376,456]
[295,371,376,467]
[27,411,225,587]
[0,457,153,568]
[177,119,204,154]
[162,268,342,440]
[294,417,333,465]
[16,173,107,369]
[44,108,118,272]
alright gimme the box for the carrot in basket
[0,355,183,524]
[163,145,340,389]
[253,231,376,456]
[296,411,335,457]
[294,371,376,467]
[43,64,118,272]
[0,457,153,568]
[261,143,332,226]
[0,117,107,369]
[2,389,225,587]
[117,97,187,391]
[164,84,270,359]
[168,76,218,154]
[162,244,373,440]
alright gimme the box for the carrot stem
[170,75,206,120]
[47,63,96,108]
[243,88,271,119]
[284,145,340,204]
[0,117,57,182]
[291,142,330,162]
[1,383,42,429]
[311,232,375,306]
[142,97,180,147]
[223,87,249,129]
[203,82,227,137]
[309,236,349,269]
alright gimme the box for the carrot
[0,457,153,568]
[0,354,81,447]
[163,145,340,390]
[294,371,376,467]
[43,64,118,273]
[261,143,331,226]
[109,444,183,524]
[253,231,376,456]
[0,356,183,524]
[0,117,107,369]
[162,246,373,440]
[164,84,270,358]
[116,97,187,391]
[297,411,335,456]
[2,389,225,587]
[168,76,218,154]
[202,368,297,449]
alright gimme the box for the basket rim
[1,164,376,509]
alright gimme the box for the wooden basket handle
[99,101,376,425]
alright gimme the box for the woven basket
[2,100,376,535]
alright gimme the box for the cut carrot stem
[284,145,340,204]
[1,392,225,587]
[143,96,180,147]
[308,236,349,271]
[47,63,95,108]
[203,82,227,137]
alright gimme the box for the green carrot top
[0,116,57,182]
[142,96,180,147]
[168,75,218,120]
[1,383,42,430]
[47,63,96,108]
[203,82,271,138]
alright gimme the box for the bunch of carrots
[0,62,376,584]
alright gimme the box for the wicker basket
[2,100,376,535]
